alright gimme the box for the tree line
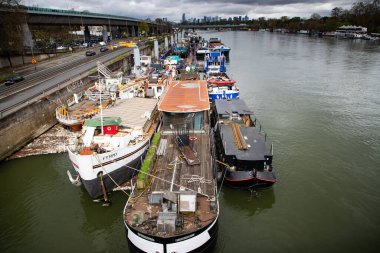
[200,0,380,34]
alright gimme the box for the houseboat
[66,97,160,199]
[335,25,367,38]
[123,79,219,253]
[205,52,239,100]
[207,73,239,100]
[208,37,230,57]
[204,51,226,75]
[212,99,276,189]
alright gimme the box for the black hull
[81,156,142,199]
[126,218,218,253]
[224,176,275,189]
[223,170,276,189]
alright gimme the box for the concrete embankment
[0,46,152,161]
[8,124,81,159]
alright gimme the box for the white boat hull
[125,213,218,253]
[67,137,150,198]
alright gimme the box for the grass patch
[138,132,160,181]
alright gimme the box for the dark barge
[212,99,276,189]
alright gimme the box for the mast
[97,61,104,134]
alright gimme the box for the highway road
[0,46,133,117]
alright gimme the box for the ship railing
[252,117,274,155]
[55,107,84,122]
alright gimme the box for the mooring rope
[94,154,130,197]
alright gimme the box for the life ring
[107,126,112,131]
[189,136,197,141]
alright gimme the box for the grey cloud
[22,0,357,21]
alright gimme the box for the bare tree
[310,13,321,20]
[0,0,25,68]
[331,7,344,18]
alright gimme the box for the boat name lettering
[175,233,195,242]
[103,153,118,161]
[137,233,155,242]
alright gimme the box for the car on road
[100,46,108,52]
[85,50,96,56]
[4,75,24,86]
[56,45,68,50]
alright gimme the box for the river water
[1,31,380,253]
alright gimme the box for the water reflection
[221,187,275,217]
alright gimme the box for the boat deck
[219,125,271,161]
[124,132,217,238]
[151,133,215,196]
[101,97,158,130]
[67,99,111,118]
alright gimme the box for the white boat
[335,25,367,38]
[145,72,168,99]
[67,97,159,199]
[55,91,113,131]
[85,71,123,101]
[140,55,151,66]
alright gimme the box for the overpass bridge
[1,6,171,45]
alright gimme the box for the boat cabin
[205,51,226,75]
[80,116,143,154]
[159,80,210,134]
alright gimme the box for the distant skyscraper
[182,13,186,23]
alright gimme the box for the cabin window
[193,112,203,130]
[162,112,204,132]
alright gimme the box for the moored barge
[123,80,219,253]
[212,99,276,189]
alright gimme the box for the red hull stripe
[224,177,255,182]
[256,177,277,183]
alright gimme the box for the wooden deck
[151,133,215,197]
[124,120,218,238]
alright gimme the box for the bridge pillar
[123,24,129,38]
[84,25,91,42]
[102,25,108,42]
[154,40,159,61]
[164,36,168,50]
[115,26,121,39]
[22,23,33,48]
[131,26,136,37]
[153,26,157,35]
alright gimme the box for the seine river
[1,31,380,253]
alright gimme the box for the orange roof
[159,80,210,113]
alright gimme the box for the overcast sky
[22,0,357,22]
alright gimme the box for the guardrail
[0,49,135,119]
[0,70,93,119]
